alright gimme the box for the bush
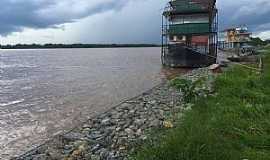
[170,76,211,103]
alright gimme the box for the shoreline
[13,68,213,160]
[1,47,182,160]
[14,82,183,160]
[0,45,160,50]
[133,52,269,160]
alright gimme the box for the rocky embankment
[15,68,214,160]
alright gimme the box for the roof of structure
[163,0,216,15]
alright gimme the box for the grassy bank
[132,52,270,160]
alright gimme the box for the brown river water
[0,48,188,159]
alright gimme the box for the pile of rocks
[16,83,184,160]
[15,67,216,160]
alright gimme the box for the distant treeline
[249,37,270,47]
[0,44,160,49]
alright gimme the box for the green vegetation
[0,43,159,49]
[263,44,270,50]
[249,37,268,47]
[132,51,270,160]
[170,77,211,103]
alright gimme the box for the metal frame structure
[161,0,218,67]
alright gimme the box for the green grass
[263,44,270,50]
[132,52,270,160]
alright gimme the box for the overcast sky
[1,0,270,45]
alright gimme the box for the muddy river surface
[0,48,188,159]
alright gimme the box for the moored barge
[161,0,218,67]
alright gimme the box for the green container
[169,23,210,34]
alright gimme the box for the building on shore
[161,0,218,67]
[218,26,252,49]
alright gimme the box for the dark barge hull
[162,45,216,68]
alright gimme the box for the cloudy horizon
[1,0,270,45]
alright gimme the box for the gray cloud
[218,0,270,32]
[0,0,138,36]
[1,0,270,41]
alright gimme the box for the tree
[249,37,267,46]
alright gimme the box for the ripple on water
[21,86,33,90]
[0,47,176,159]
[0,99,25,107]
[0,62,37,69]
[0,79,16,86]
